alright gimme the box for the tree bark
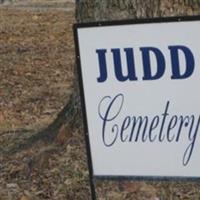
[0,0,12,4]
[76,0,200,23]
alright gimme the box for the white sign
[75,17,200,179]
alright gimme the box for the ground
[1,1,200,200]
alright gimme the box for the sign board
[74,16,200,180]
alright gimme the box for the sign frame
[73,15,200,185]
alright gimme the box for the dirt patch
[0,7,75,132]
[0,4,91,200]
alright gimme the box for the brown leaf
[32,15,39,21]
[121,181,141,193]
[20,195,32,200]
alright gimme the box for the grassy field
[1,1,200,200]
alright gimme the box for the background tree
[0,0,12,4]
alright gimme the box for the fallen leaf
[32,15,39,21]
[20,195,32,200]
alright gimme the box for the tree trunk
[0,0,12,4]
[76,0,200,23]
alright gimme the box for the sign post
[74,16,200,199]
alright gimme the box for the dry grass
[1,2,200,200]
[0,7,74,130]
